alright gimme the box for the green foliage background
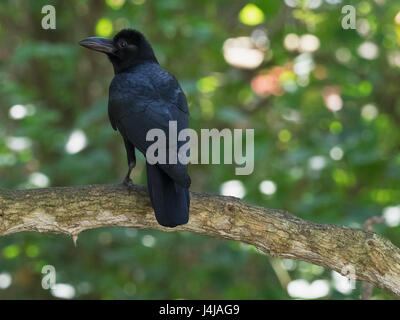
[0,0,399,299]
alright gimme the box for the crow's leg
[122,137,136,189]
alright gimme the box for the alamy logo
[41,265,56,289]
[146,122,254,175]
[341,5,356,30]
[41,5,56,30]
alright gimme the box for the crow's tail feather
[146,163,190,228]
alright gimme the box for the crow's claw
[123,178,135,190]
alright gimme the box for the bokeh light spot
[329,121,343,134]
[332,271,354,295]
[9,104,27,119]
[223,37,264,69]
[333,169,355,187]
[220,180,246,199]
[323,86,343,112]
[284,33,300,51]
[287,279,329,299]
[197,76,218,93]
[3,245,20,259]
[239,4,265,26]
[0,273,12,289]
[361,104,378,121]
[106,0,125,10]
[299,34,320,53]
[29,172,50,188]
[330,146,344,160]
[142,235,156,247]
[51,283,76,299]
[96,18,113,37]
[309,156,327,171]
[5,137,32,152]
[26,245,40,258]
[383,206,400,227]
[279,129,292,142]
[358,81,372,95]
[65,130,88,154]
[395,12,400,25]
[259,180,277,195]
[335,47,351,64]
[357,42,379,60]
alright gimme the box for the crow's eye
[119,40,127,48]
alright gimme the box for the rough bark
[0,184,399,298]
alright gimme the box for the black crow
[79,29,190,228]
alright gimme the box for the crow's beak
[79,37,115,55]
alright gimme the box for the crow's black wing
[108,66,190,188]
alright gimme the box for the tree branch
[0,184,399,298]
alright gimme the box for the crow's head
[79,29,158,73]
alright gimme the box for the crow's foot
[123,177,135,190]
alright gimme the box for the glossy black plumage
[80,29,190,227]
